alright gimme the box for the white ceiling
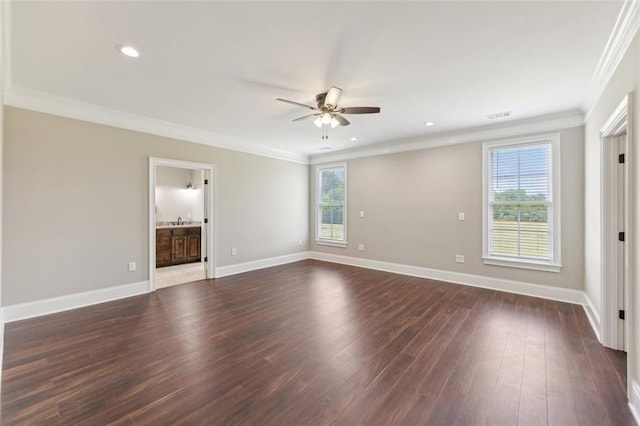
[9,1,622,159]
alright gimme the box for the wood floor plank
[1,260,634,425]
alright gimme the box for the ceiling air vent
[487,111,511,119]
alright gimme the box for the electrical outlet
[358,244,365,251]
[455,255,464,263]
[128,261,136,271]
[298,239,303,246]
[458,212,465,221]
[231,248,237,256]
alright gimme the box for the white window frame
[482,133,562,272]
[316,162,348,247]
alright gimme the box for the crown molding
[309,110,584,165]
[584,0,640,121]
[3,86,310,165]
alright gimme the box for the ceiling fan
[276,86,380,139]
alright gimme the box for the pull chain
[321,125,329,140]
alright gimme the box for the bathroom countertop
[156,221,202,229]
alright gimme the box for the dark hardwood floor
[2,260,634,425]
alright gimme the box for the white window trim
[481,133,562,273]
[315,162,348,247]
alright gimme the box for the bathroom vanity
[156,225,201,267]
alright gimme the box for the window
[482,134,561,272]
[316,163,347,246]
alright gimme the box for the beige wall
[311,126,585,290]
[3,107,309,305]
[584,32,640,387]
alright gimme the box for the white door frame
[148,157,216,291]
[600,93,634,396]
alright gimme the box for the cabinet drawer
[172,228,188,236]
[188,227,201,235]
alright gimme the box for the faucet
[177,216,182,225]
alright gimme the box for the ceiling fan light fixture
[321,113,332,125]
[313,117,323,128]
[324,86,343,109]
[330,117,340,128]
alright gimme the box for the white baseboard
[0,307,4,378]
[630,380,640,426]
[583,293,602,342]
[215,251,311,278]
[2,280,149,323]
[309,252,586,305]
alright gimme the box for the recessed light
[117,44,139,58]
[350,137,359,141]
[424,121,435,126]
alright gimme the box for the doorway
[600,93,634,398]
[149,158,215,291]
[602,132,627,350]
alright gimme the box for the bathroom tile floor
[155,262,206,289]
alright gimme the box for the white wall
[155,166,203,222]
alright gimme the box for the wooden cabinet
[156,227,201,267]
[156,229,172,267]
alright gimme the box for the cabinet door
[156,229,172,267]
[172,236,188,262]
[187,235,201,261]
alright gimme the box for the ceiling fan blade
[340,106,381,114]
[334,114,350,126]
[292,114,319,122]
[276,98,318,110]
[324,86,343,108]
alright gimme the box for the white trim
[601,95,631,136]
[630,380,640,426]
[0,308,4,379]
[315,162,348,246]
[481,133,562,272]
[599,94,634,354]
[149,157,216,292]
[309,252,585,305]
[310,110,583,164]
[585,0,640,121]
[482,257,561,273]
[583,292,602,342]
[4,86,309,165]
[315,240,348,248]
[2,281,149,323]
[214,251,310,278]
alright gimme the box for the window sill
[483,256,562,273]
[315,240,347,248]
